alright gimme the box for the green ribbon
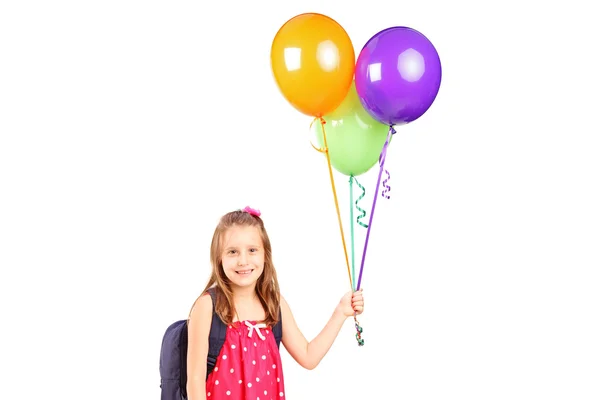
[354,177,368,229]
[350,175,366,346]
[349,175,356,290]
[349,175,368,290]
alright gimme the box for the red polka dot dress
[206,320,286,399]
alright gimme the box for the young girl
[186,206,364,400]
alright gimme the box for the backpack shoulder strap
[206,287,227,378]
[273,305,283,348]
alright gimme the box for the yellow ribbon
[312,117,353,291]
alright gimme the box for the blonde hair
[199,209,281,327]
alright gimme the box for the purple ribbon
[356,126,395,291]
[381,170,391,199]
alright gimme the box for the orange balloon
[271,13,355,117]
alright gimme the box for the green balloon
[312,81,390,176]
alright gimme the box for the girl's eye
[228,250,237,255]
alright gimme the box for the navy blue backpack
[159,287,282,399]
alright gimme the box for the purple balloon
[355,27,442,126]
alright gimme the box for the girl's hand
[337,289,364,317]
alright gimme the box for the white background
[1,0,599,399]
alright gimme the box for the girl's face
[220,224,265,289]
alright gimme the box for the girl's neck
[231,285,263,322]
[231,285,257,302]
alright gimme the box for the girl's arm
[186,293,213,400]
[280,289,364,370]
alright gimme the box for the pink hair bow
[243,206,261,217]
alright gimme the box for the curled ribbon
[245,321,266,340]
[309,117,327,154]
[354,316,364,346]
[381,170,391,199]
[354,177,369,228]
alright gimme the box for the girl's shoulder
[189,289,214,319]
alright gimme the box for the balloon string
[313,117,364,347]
[315,117,353,292]
[349,175,356,290]
[356,125,396,292]
[352,178,369,346]
[354,177,368,228]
